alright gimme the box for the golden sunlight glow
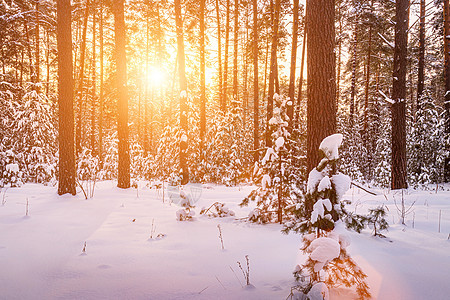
[146,66,166,88]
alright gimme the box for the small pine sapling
[285,134,371,299]
[367,206,389,237]
[241,94,303,224]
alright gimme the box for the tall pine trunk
[253,0,259,162]
[223,0,231,112]
[175,0,189,185]
[306,0,336,172]
[99,1,104,162]
[288,0,299,126]
[444,0,450,182]
[57,0,76,195]
[75,0,90,155]
[114,0,130,189]
[417,0,425,108]
[266,0,280,146]
[215,0,223,110]
[200,0,206,153]
[391,0,409,190]
[233,0,239,105]
[350,19,358,126]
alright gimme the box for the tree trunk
[391,0,409,190]
[90,7,97,155]
[200,0,206,153]
[266,0,280,146]
[175,0,189,185]
[57,0,76,195]
[223,0,231,112]
[99,1,104,163]
[336,1,342,106]
[443,0,450,182]
[46,31,50,97]
[350,19,358,126]
[215,0,223,110]
[296,23,306,124]
[288,0,299,125]
[417,0,425,108]
[233,0,239,104]
[253,0,259,163]
[75,0,90,155]
[306,0,336,173]
[363,1,373,133]
[35,0,40,89]
[114,0,130,189]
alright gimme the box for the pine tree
[57,0,76,195]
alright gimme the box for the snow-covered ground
[1,182,449,300]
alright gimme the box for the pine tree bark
[417,0,425,108]
[75,0,90,155]
[114,0,130,189]
[90,7,97,155]
[306,0,336,172]
[233,0,239,105]
[35,0,40,88]
[296,23,306,123]
[443,0,450,182]
[99,1,104,162]
[175,0,189,185]
[350,19,358,126]
[223,0,231,112]
[253,0,259,162]
[363,1,373,133]
[215,0,223,110]
[57,0,76,195]
[336,1,342,105]
[266,0,280,146]
[288,0,299,125]
[200,0,206,152]
[391,0,409,190]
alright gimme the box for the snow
[379,90,395,104]
[311,198,332,223]
[1,183,450,299]
[308,282,329,300]
[261,174,271,190]
[5,163,19,173]
[180,134,188,142]
[331,173,351,200]
[275,136,284,151]
[261,147,277,165]
[318,176,331,192]
[307,168,323,194]
[308,237,340,272]
[319,134,343,160]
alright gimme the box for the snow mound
[275,136,284,151]
[309,237,340,264]
[311,199,332,223]
[307,282,329,300]
[307,168,323,194]
[318,176,331,192]
[331,173,351,200]
[319,133,343,160]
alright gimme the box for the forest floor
[0,181,449,300]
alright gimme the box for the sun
[146,66,166,88]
